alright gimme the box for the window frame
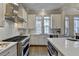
[43,16,50,34]
[35,16,42,34]
[64,16,70,36]
[74,16,79,35]
[35,15,51,34]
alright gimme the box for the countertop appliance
[76,36,79,39]
[49,34,58,38]
[3,36,30,56]
[67,37,78,41]
[75,33,79,40]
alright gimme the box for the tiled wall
[0,20,19,40]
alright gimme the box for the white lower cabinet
[48,41,64,56]
[0,44,17,56]
[58,52,64,56]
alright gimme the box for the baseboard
[30,45,47,47]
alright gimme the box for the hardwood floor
[29,45,49,56]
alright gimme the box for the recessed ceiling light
[42,9,45,11]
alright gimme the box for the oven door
[22,42,29,56]
[48,41,58,56]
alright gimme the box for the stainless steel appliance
[49,35,58,38]
[75,33,79,39]
[3,36,30,56]
[48,41,58,56]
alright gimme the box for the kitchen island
[47,38,79,56]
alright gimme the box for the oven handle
[22,42,29,48]
[22,45,26,48]
[21,37,30,43]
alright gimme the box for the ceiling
[22,3,64,10]
[21,3,79,14]
[22,3,64,14]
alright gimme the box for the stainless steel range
[3,36,30,56]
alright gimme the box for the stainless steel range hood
[5,15,26,23]
[5,16,16,22]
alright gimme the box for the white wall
[0,20,19,41]
[69,16,74,36]
[61,11,65,35]
[27,14,35,30]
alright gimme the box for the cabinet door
[22,8,27,22]
[18,5,24,18]
[0,3,6,27]
[0,44,17,56]
[27,15,35,29]
[5,3,18,16]
[18,5,27,22]
[52,14,61,28]
[18,7,23,18]
[5,4,13,16]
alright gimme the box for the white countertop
[48,38,79,56]
[0,42,17,53]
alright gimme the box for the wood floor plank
[29,45,48,56]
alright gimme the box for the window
[35,16,42,34]
[74,16,79,34]
[44,16,50,34]
[65,16,69,36]
[35,16,50,34]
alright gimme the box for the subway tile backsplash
[0,20,19,40]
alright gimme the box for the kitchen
[0,3,79,56]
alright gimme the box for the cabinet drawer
[0,45,17,56]
[48,41,58,56]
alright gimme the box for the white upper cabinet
[17,4,27,29]
[27,14,35,29]
[18,4,27,22]
[5,3,19,16]
[0,3,6,27]
[51,14,62,28]
[22,8,27,22]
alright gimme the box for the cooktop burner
[3,36,28,42]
